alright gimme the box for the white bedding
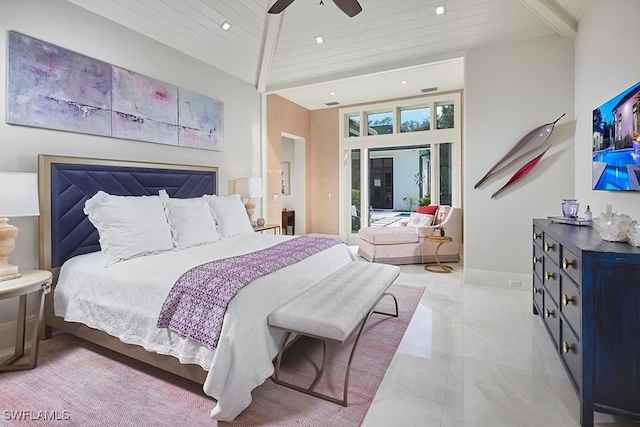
[54,233,355,421]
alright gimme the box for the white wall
[574,0,640,219]
[0,0,261,351]
[464,34,575,288]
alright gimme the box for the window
[366,112,393,135]
[350,149,361,233]
[339,92,461,241]
[439,143,452,205]
[400,107,430,132]
[436,103,454,129]
[348,114,360,137]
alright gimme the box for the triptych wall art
[6,31,224,151]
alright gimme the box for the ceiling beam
[519,0,577,38]
[256,13,282,93]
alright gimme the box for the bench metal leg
[272,292,399,406]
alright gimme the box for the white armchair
[357,206,461,265]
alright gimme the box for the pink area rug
[0,283,423,426]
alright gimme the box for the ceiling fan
[268,0,362,17]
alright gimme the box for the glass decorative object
[592,212,637,242]
[562,199,580,220]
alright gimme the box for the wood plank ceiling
[65,0,590,110]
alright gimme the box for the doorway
[281,133,306,235]
[369,157,393,209]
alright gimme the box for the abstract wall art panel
[7,31,112,136]
[6,31,224,151]
[178,88,224,151]
[111,67,179,145]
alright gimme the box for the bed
[37,155,355,421]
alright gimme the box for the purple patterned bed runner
[157,236,343,350]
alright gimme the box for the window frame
[338,92,462,242]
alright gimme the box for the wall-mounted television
[592,81,640,191]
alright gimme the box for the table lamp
[236,177,263,227]
[0,172,40,281]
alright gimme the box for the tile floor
[360,262,639,427]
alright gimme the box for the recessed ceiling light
[401,80,408,85]
[435,4,446,15]
[330,91,336,95]
[315,35,324,44]
[220,21,232,31]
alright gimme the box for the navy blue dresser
[532,218,640,426]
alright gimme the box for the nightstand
[0,270,53,372]
[282,210,295,235]
[254,224,281,234]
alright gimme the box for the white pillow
[203,194,254,238]
[159,190,219,249]
[407,212,434,228]
[84,191,174,267]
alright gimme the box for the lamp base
[244,198,256,227]
[0,270,20,282]
[0,218,20,282]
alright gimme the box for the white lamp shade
[0,172,40,217]
[235,177,263,199]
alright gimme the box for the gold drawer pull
[533,287,541,295]
[562,258,575,270]
[544,242,555,252]
[562,294,574,305]
[544,271,555,280]
[533,255,540,264]
[562,341,572,354]
[533,232,539,240]
[544,308,554,318]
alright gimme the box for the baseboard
[463,268,531,291]
[0,314,36,357]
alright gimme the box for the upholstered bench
[267,261,400,406]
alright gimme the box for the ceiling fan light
[315,35,324,44]
[220,21,232,31]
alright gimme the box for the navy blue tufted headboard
[38,155,218,276]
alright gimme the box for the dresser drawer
[543,234,560,265]
[532,226,543,249]
[543,292,560,350]
[560,277,581,335]
[560,246,581,286]
[561,320,582,393]
[533,245,544,281]
[543,260,560,306]
[533,272,544,314]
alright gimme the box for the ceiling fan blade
[268,0,295,14]
[332,0,362,17]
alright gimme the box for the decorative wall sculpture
[7,31,224,151]
[475,113,565,198]
[490,147,550,198]
[475,113,564,190]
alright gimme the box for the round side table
[0,270,53,371]
[424,236,453,273]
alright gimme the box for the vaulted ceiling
[66,0,590,109]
